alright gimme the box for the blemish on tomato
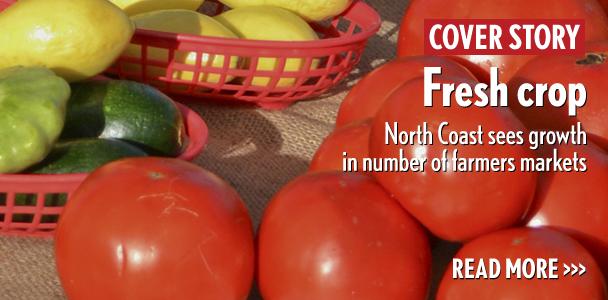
[512,237,524,246]
[148,172,165,180]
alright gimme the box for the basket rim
[132,1,382,50]
[0,173,87,182]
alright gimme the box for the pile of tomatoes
[308,0,608,298]
[52,0,608,299]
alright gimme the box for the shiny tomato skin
[258,172,431,300]
[397,0,608,82]
[508,42,608,151]
[55,158,254,300]
[437,228,607,300]
[309,119,371,173]
[526,143,608,279]
[336,56,476,127]
[370,77,537,241]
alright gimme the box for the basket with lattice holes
[103,0,381,109]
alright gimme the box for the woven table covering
[0,1,460,299]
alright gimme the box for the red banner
[424,19,585,55]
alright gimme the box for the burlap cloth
[0,1,459,299]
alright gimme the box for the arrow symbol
[563,263,587,276]
[578,264,586,276]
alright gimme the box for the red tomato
[336,56,475,127]
[309,120,371,173]
[526,143,608,280]
[258,172,431,300]
[601,0,608,14]
[397,0,608,82]
[437,228,607,300]
[55,158,254,300]
[370,77,537,241]
[509,42,608,151]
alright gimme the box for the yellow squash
[215,6,319,87]
[109,0,205,16]
[0,0,134,82]
[218,0,352,21]
[125,9,239,84]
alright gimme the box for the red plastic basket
[0,102,208,237]
[104,0,381,109]
[0,0,381,109]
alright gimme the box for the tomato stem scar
[576,53,606,65]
